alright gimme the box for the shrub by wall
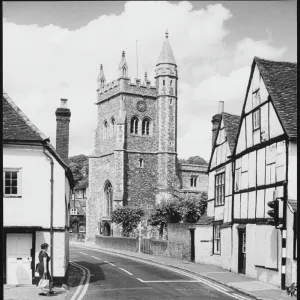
[95,235,138,252]
[150,239,168,256]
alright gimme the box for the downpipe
[43,148,54,279]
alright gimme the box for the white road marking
[140,280,202,283]
[79,252,88,256]
[70,262,90,300]
[73,244,251,300]
[119,268,133,275]
[91,255,101,260]
[104,260,116,266]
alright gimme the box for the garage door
[6,233,32,284]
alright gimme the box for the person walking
[37,243,54,296]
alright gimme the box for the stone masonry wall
[95,235,138,252]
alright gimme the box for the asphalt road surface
[70,244,251,300]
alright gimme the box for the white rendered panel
[240,192,248,219]
[227,195,232,222]
[224,196,229,223]
[260,79,269,103]
[256,189,265,219]
[225,163,231,196]
[276,165,286,182]
[276,141,286,182]
[266,144,276,165]
[269,103,284,138]
[265,227,278,269]
[253,128,260,145]
[241,154,249,172]
[260,103,269,142]
[208,171,215,200]
[246,115,253,148]
[255,226,266,266]
[257,148,266,186]
[211,149,216,168]
[248,191,256,219]
[270,163,276,184]
[266,164,271,185]
[248,151,256,188]
[234,194,241,219]
[236,120,246,154]
[252,65,261,93]
[241,171,249,190]
[245,84,252,114]
[264,188,275,219]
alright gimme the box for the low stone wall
[95,235,139,252]
[150,239,168,256]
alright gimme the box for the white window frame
[213,224,221,254]
[70,208,78,215]
[253,109,260,130]
[3,168,22,197]
[215,172,225,206]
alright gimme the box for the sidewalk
[71,241,293,300]
[4,263,82,300]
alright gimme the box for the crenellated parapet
[97,77,157,103]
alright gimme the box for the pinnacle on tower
[97,64,106,90]
[156,30,176,66]
[118,51,128,77]
[143,72,148,85]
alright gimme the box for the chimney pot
[218,101,224,114]
[60,98,68,108]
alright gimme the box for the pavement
[4,263,82,300]
[71,240,294,300]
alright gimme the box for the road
[70,244,252,300]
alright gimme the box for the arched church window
[111,118,116,136]
[103,120,109,139]
[139,158,144,168]
[104,181,113,216]
[131,117,139,134]
[122,66,127,76]
[170,80,173,86]
[169,98,173,105]
[142,118,150,135]
[163,79,165,86]
[100,79,105,89]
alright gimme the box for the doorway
[6,233,33,284]
[190,229,195,262]
[238,229,246,274]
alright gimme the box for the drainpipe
[43,147,54,279]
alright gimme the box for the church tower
[155,31,179,202]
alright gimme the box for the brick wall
[95,235,138,252]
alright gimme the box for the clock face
[137,101,147,112]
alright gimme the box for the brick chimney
[55,98,71,162]
[211,101,224,147]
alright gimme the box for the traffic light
[267,199,279,227]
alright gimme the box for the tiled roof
[222,112,240,154]
[254,57,297,139]
[195,213,214,225]
[288,199,297,212]
[73,199,86,215]
[3,93,48,141]
[157,37,176,65]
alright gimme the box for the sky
[3,1,297,162]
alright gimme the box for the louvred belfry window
[142,118,150,135]
[215,173,225,206]
[131,117,139,134]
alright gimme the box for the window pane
[12,179,18,187]
[12,172,17,179]
[5,172,11,179]
[5,187,10,194]
[12,187,17,194]
[5,179,10,187]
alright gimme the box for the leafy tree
[68,154,89,189]
[178,156,208,165]
[111,206,145,237]
[148,206,168,239]
[178,192,207,223]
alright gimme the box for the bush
[111,206,145,237]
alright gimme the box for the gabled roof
[254,57,297,139]
[157,36,176,66]
[208,112,240,171]
[3,93,48,142]
[195,213,214,225]
[222,112,240,153]
[3,92,74,188]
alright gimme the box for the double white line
[70,261,91,300]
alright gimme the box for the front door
[6,233,33,284]
[190,229,195,262]
[238,230,246,274]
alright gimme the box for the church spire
[156,30,176,66]
[118,51,128,77]
[97,64,106,90]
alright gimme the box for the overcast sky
[3,1,297,161]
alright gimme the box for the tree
[178,156,208,166]
[178,192,207,223]
[68,154,89,189]
[111,206,145,237]
[70,216,79,232]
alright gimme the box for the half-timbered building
[194,104,240,271]
[195,57,297,289]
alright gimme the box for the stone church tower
[86,33,206,240]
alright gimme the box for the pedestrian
[37,243,54,296]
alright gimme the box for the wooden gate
[141,238,151,254]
